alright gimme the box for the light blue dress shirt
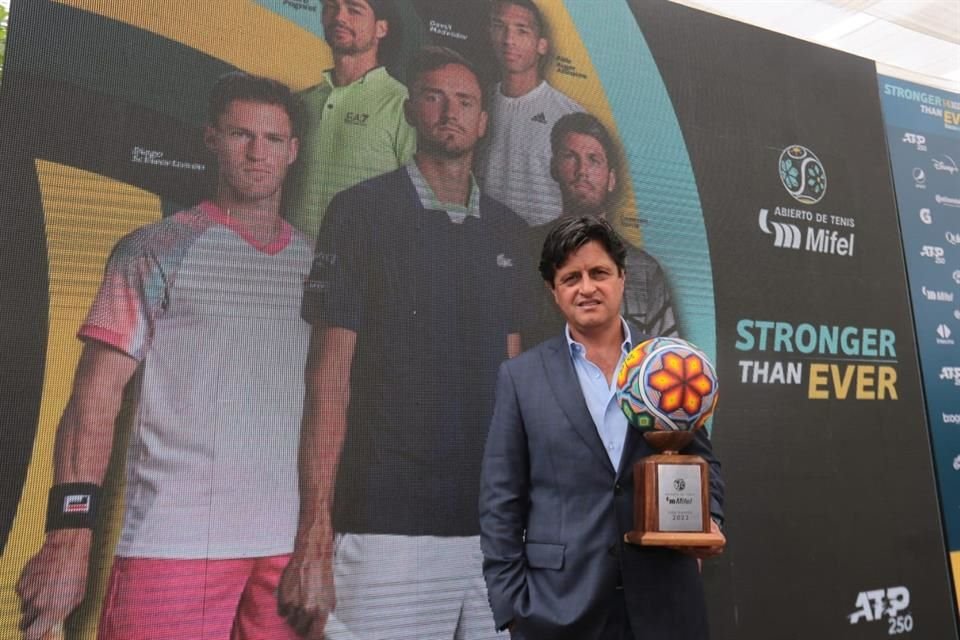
[566,320,633,470]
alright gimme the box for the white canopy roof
[671,0,960,92]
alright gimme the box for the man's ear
[550,280,561,306]
[375,18,389,42]
[607,168,617,194]
[287,136,300,166]
[204,125,219,153]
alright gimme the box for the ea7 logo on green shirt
[345,112,369,126]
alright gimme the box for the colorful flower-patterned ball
[615,337,719,432]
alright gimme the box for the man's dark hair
[365,0,402,65]
[405,46,488,109]
[365,0,397,24]
[539,215,627,286]
[491,0,546,38]
[208,71,305,139]
[550,112,620,173]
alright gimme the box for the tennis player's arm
[279,325,355,636]
[17,341,137,640]
[52,342,137,484]
[296,325,355,540]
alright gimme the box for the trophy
[615,337,724,547]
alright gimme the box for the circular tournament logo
[779,145,827,205]
[674,478,686,491]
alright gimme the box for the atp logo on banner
[848,586,913,634]
[941,366,960,386]
[902,132,927,151]
[920,245,946,264]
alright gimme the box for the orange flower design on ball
[648,352,713,415]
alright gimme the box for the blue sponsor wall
[879,74,960,600]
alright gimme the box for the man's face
[205,100,298,203]
[322,0,387,57]
[405,63,488,159]
[489,2,548,76]
[551,239,625,337]
[553,131,617,216]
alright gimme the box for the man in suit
[479,215,725,639]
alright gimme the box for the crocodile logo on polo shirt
[531,112,547,124]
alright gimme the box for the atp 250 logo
[848,586,913,635]
[778,145,827,205]
[901,132,927,151]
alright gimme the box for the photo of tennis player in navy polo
[279,46,527,640]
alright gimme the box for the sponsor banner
[632,1,955,632]
[0,2,957,639]
[880,78,960,136]
[880,76,960,578]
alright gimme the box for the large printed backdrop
[0,0,956,638]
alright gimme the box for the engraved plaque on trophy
[657,462,703,532]
[615,338,725,547]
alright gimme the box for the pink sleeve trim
[77,325,139,359]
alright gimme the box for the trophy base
[624,530,725,547]
[627,443,722,548]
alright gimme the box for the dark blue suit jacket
[479,330,724,639]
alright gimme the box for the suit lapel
[541,337,616,475]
